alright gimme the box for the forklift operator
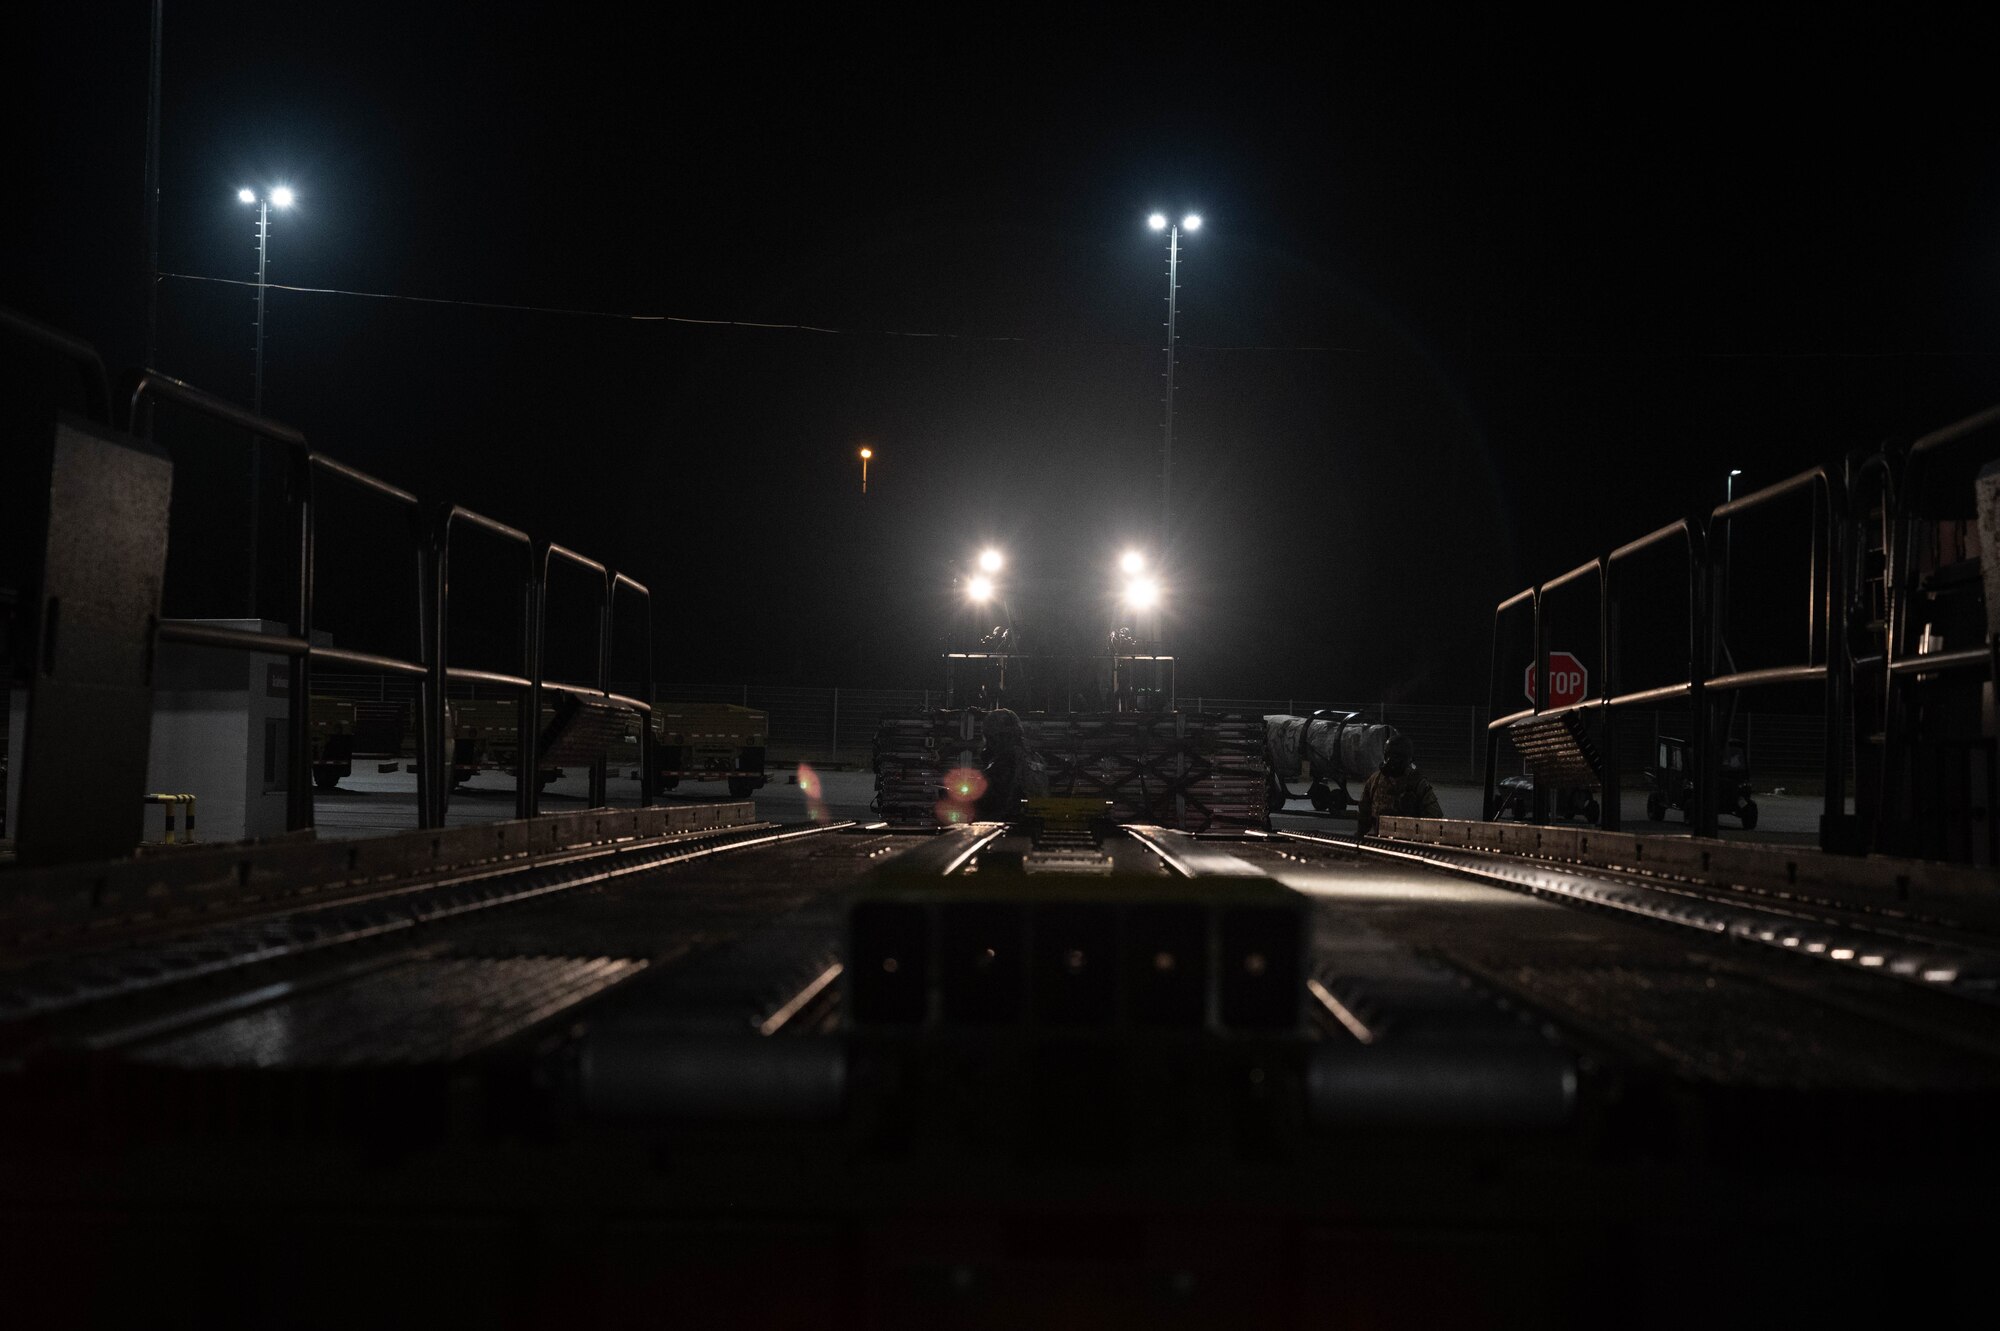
[1356,733,1442,836]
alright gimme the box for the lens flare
[795,761,829,822]
[935,766,987,825]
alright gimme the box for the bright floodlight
[1148,213,1167,231]
[977,548,1003,574]
[1119,550,1144,575]
[1124,577,1160,610]
[270,186,295,208]
[860,447,873,459]
[1183,214,1202,231]
[238,188,256,203]
[968,575,995,603]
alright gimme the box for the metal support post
[285,444,314,831]
[1161,224,1179,558]
[520,573,543,820]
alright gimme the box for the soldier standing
[1357,733,1442,836]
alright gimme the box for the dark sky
[15,5,2000,701]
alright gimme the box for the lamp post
[1724,468,1743,615]
[237,185,294,415]
[859,446,873,493]
[1146,210,1201,559]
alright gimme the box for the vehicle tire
[728,776,759,799]
[1739,800,1759,831]
[657,775,680,794]
[1308,782,1333,812]
[312,768,341,792]
[539,769,561,788]
[1582,798,1600,824]
[1266,779,1287,813]
[1326,786,1350,814]
[1645,794,1665,821]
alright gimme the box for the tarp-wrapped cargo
[1264,713,1395,785]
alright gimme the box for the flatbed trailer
[649,699,767,797]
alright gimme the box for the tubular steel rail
[1883,405,2000,863]
[115,366,659,834]
[609,571,658,809]
[1484,471,1847,846]
[1608,520,1711,832]
[130,369,323,828]
[534,542,611,812]
[1706,465,1847,848]
[0,314,663,849]
[0,307,113,425]
[431,505,537,824]
[1488,411,1996,862]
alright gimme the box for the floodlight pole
[143,0,163,370]
[1160,223,1180,558]
[252,198,270,415]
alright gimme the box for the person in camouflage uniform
[1356,733,1441,836]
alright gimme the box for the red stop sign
[1525,652,1589,708]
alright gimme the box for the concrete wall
[146,620,291,844]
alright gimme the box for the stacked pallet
[1178,712,1271,831]
[872,710,1270,831]
[872,711,981,825]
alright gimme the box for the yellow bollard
[143,793,197,845]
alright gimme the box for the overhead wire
[156,271,1994,358]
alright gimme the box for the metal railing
[112,360,662,834]
[1484,410,2000,862]
[1706,465,1846,845]
[1485,470,1850,846]
[1605,520,1710,833]
[1881,405,2000,862]
[0,307,112,424]
[429,505,536,824]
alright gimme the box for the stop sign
[1525,652,1589,708]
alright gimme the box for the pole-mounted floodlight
[1147,207,1201,577]
[1124,577,1161,611]
[1119,550,1145,575]
[235,186,299,416]
[967,575,995,604]
[232,181,301,614]
[859,446,873,493]
[978,548,1004,574]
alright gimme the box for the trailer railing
[109,352,659,835]
[1706,465,1846,847]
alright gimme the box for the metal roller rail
[0,819,854,1040]
[1276,828,2000,1001]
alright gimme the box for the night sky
[16,6,1999,702]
